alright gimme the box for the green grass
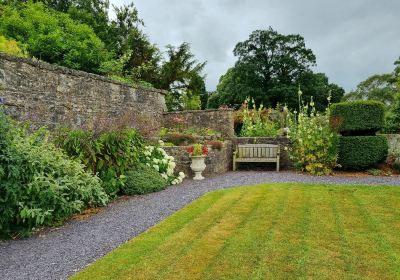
[71,183,400,280]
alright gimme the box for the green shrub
[121,165,168,195]
[330,101,385,134]
[0,109,107,238]
[55,128,144,196]
[338,136,388,170]
[288,96,339,176]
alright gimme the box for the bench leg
[276,157,280,172]
[233,159,236,171]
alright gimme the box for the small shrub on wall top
[288,93,339,176]
[330,100,385,135]
[338,136,388,170]
[0,109,107,238]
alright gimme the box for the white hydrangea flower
[161,173,168,180]
[179,172,185,178]
[167,169,174,176]
[158,140,165,146]
[153,165,159,171]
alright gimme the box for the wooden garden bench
[233,144,280,171]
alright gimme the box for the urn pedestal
[190,155,206,180]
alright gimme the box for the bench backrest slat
[236,144,279,159]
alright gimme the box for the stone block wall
[384,134,400,158]
[0,53,167,135]
[162,109,235,138]
[231,137,292,169]
[163,141,233,177]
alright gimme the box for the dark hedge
[330,101,385,135]
[338,135,388,170]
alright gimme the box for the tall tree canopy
[156,43,206,111]
[208,27,343,110]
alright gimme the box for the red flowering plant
[187,143,209,157]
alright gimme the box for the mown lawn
[71,183,400,280]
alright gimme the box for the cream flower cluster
[143,144,185,185]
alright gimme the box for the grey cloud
[112,0,400,92]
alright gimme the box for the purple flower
[0,97,4,104]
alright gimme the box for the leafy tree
[0,1,108,73]
[297,72,344,111]
[156,42,206,111]
[209,27,343,110]
[343,73,397,107]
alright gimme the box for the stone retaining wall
[0,53,166,135]
[163,109,235,138]
[384,134,400,158]
[163,141,233,177]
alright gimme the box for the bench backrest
[237,144,279,159]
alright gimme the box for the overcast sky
[111,0,400,92]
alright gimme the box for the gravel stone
[1,171,400,280]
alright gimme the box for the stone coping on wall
[0,53,167,95]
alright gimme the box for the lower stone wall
[383,134,400,158]
[231,137,292,169]
[163,141,233,177]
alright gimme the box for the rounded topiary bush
[121,165,168,195]
[330,101,385,135]
[338,136,388,170]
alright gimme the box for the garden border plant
[287,91,339,175]
[0,107,108,238]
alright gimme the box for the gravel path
[1,171,400,280]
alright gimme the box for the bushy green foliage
[55,128,144,196]
[288,95,339,175]
[0,35,26,57]
[0,2,108,73]
[121,165,168,195]
[338,136,388,170]
[330,101,385,134]
[240,98,280,137]
[384,93,400,133]
[0,109,107,238]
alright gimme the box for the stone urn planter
[190,155,206,180]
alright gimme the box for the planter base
[190,156,206,180]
